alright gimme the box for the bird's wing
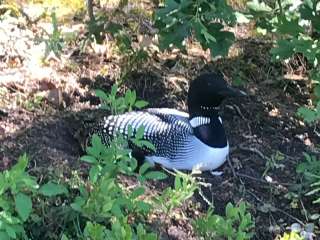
[91,109,192,150]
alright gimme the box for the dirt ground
[0,4,319,239]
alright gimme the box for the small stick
[247,190,305,226]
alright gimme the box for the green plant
[108,25,149,81]
[193,202,254,240]
[296,153,320,204]
[153,170,199,215]
[95,84,148,115]
[83,5,149,81]
[263,150,285,176]
[155,0,237,57]
[68,85,168,239]
[24,95,44,111]
[43,11,64,58]
[247,0,320,124]
[83,218,157,240]
[0,154,67,239]
[0,154,38,239]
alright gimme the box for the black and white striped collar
[189,116,222,128]
[200,106,220,111]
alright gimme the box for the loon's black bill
[219,86,247,97]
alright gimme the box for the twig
[232,104,246,121]
[227,156,245,185]
[247,190,305,226]
[299,199,309,222]
[238,144,268,160]
[235,172,293,187]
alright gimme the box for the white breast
[145,136,229,171]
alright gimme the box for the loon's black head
[188,72,246,117]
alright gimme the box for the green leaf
[71,196,86,212]
[235,12,251,24]
[297,107,318,123]
[136,201,151,213]
[135,126,145,139]
[39,182,68,197]
[277,17,304,36]
[89,165,101,183]
[145,171,167,180]
[139,140,156,152]
[106,22,123,35]
[270,39,294,60]
[92,134,103,149]
[247,0,272,13]
[5,225,16,238]
[139,162,152,175]
[11,154,28,176]
[111,84,118,97]
[15,193,32,221]
[95,89,109,101]
[61,234,69,240]
[134,100,149,109]
[130,187,145,199]
[0,173,7,195]
[80,155,97,164]
[174,175,181,189]
[0,232,10,240]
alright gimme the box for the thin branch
[87,0,95,22]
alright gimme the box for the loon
[91,72,246,171]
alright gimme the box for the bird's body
[90,73,245,171]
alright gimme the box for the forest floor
[0,1,319,239]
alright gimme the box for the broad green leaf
[297,107,319,123]
[91,134,103,149]
[135,126,145,139]
[89,165,101,183]
[139,140,156,152]
[235,12,251,24]
[139,162,152,175]
[277,17,304,36]
[110,84,118,97]
[5,225,16,238]
[95,89,109,101]
[134,100,148,109]
[0,211,21,224]
[130,187,145,199]
[106,22,123,35]
[70,196,86,212]
[145,171,167,180]
[80,155,97,164]
[11,154,28,176]
[247,0,272,13]
[39,182,68,196]
[61,234,69,240]
[15,193,32,222]
[0,231,10,240]
[270,39,294,60]
[136,201,152,213]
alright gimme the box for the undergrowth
[0,86,254,239]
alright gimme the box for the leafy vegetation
[155,0,236,57]
[297,153,320,204]
[0,154,67,239]
[193,202,254,240]
[247,0,320,123]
